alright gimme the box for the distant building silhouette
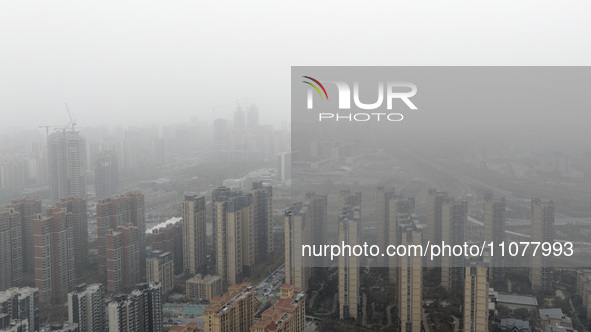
[48,131,87,203]
[5,198,42,274]
[530,198,554,291]
[95,151,119,199]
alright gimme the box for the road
[253,264,285,300]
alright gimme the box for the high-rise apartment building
[182,195,206,275]
[95,151,119,199]
[146,251,174,296]
[246,104,259,131]
[338,191,361,321]
[441,199,467,290]
[305,192,327,268]
[151,220,183,275]
[0,287,39,332]
[48,131,87,203]
[5,198,42,274]
[483,192,506,285]
[122,138,138,170]
[397,225,423,332]
[376,187,397,266]
[55,197,88,276]
[33,207,75,305]
[204,283,254,332]
[212,187,254,287]
[106,225,140,294]
[151,219,184,275]
[376,190,415,283]
[96,192,145,274]
[284,203,311,292]
[530,198,555,292]
[277,151,292,184]
[426,189,449,263]
[251,284,306,332]
[0,209,22,291]
[250,182,273,264]
[67,283,106,332]
[107,283,162,332]
[463,265,490,332]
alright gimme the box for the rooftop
[497,293,538,306]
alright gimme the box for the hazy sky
[1,1,590,131]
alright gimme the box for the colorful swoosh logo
[302,76,328,100]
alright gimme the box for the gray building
[95,151,119,199]
[0,287,39,332]
[48,131,87,203]
[108,283,162,332]
[68,283,105,332]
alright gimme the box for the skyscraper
[338,191,361,321]
[95,151,119,199]
[284,202,311,292]
[96,192,145,275]
[107,283,162,332]
[463,265,489,332]
[375,187,415,282]
[48,131,87,203]
[0,287,39,332]
[204,283,254,332]
[0,208,22,291]
[33,208,75,305]
[530,198,555,292]
[5,198,42,274]
[397,225,423,332]
[55,197,88,276]
[277,151,292,184]
[441,199,467,290]
[250,182,273,264]
[376,187,396,265]
[146,251,174,296]
[106,225,140,294]
[68,283,106,332]
[426,188,448,260]
[212,187,254,287]
[246,104,259,131]
[305,192,327,268]
[182,195,206,275]
[483,192,506,285]
[151,220,183,275]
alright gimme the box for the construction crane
[64,102,77,132]
[38,125,63,142]
[39,103,80,141]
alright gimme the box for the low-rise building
[539,308,576,332]
[489,289,538,314]
[204,283,254,332]
[250,284,306,332]
[499,318,531,332]
[186,275,223,301]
